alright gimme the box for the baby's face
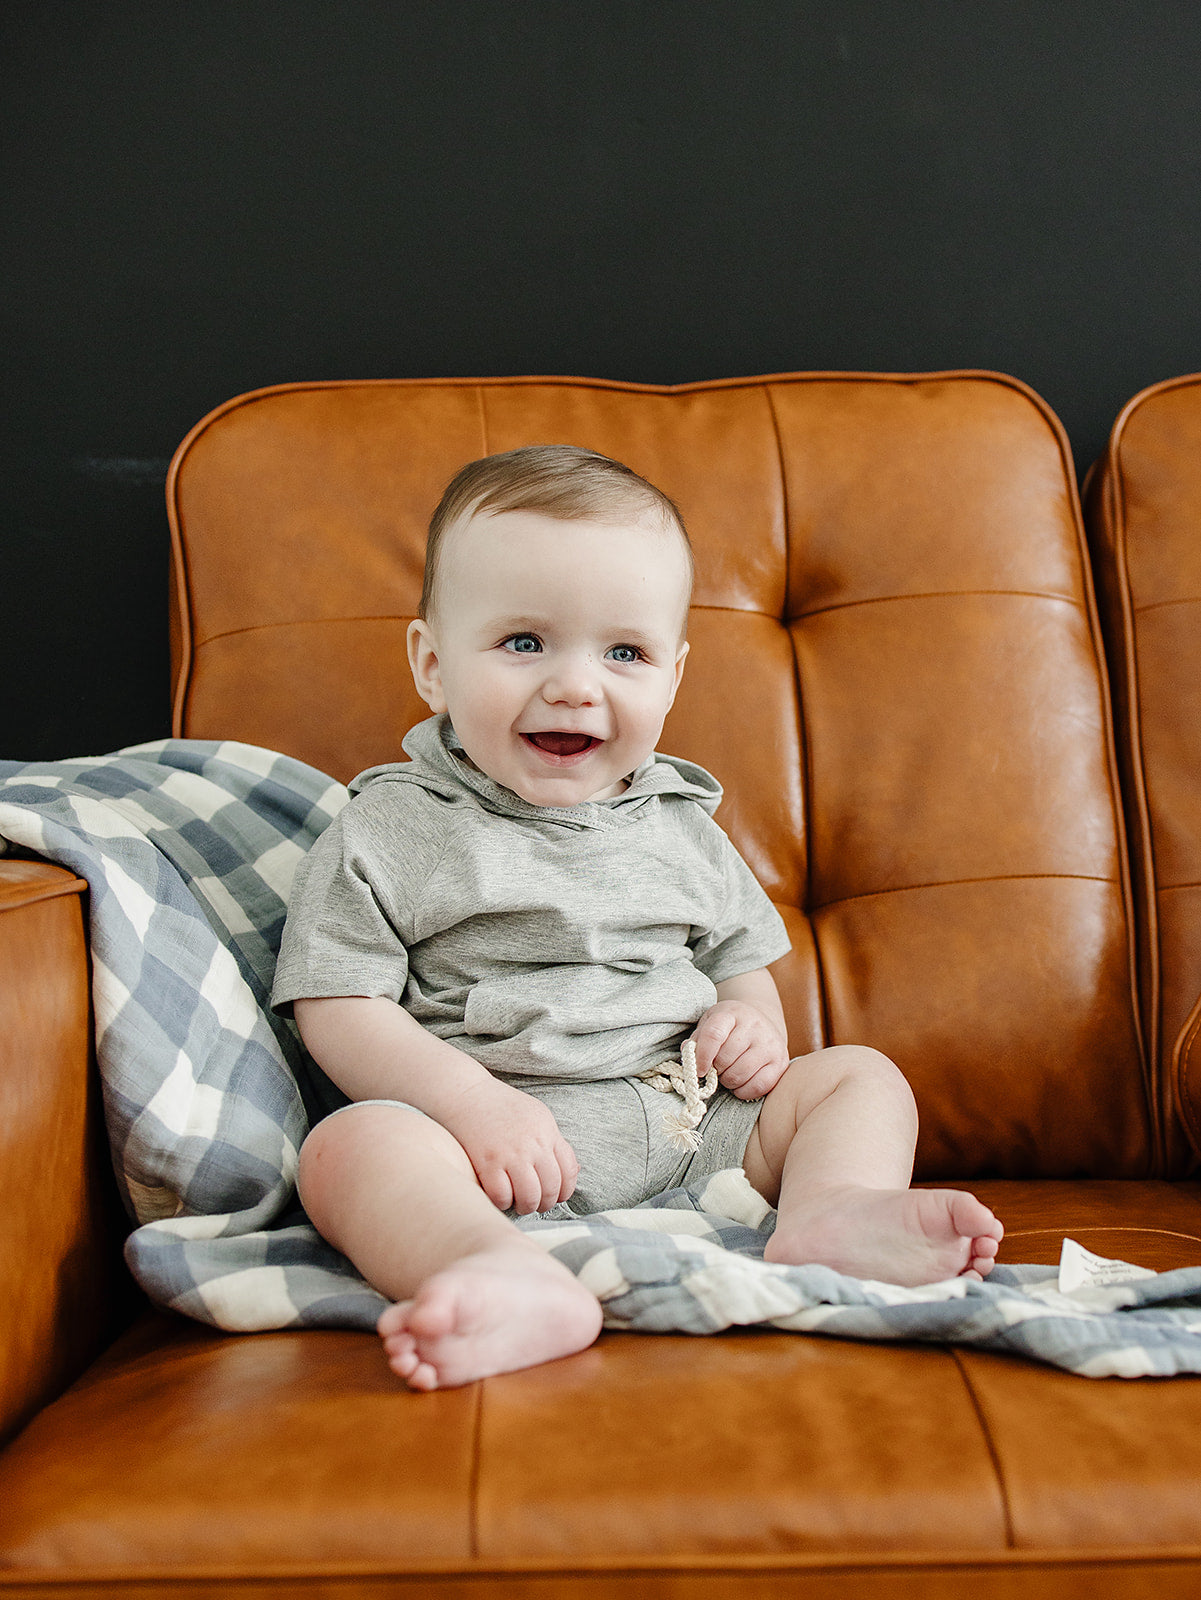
[408,507,691,806]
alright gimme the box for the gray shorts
[322,1076,763,1218]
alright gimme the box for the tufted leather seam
[0,867,88,911]
[790,589,1083,622]
[475,383,491,458]
[763,382,829,1043]
[0,880,87,912]
[194,616,415,645]
[1004,1225,1201,1245]
[167,451,198,739]
[186,602,786,651]
[1134,595,1201,616]
[809,873,1120,916]
[3,1550,1201,1583]
[1104,400,1162,1154]
[950,1348,1015,1549]
[1172,1000,1201,1158]
[469,1380,483,1561]
[761,380,792,618]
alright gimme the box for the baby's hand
[439,1076,578,1215]
[690,1001,790,1100]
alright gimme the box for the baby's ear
[669,640,690,705]
[407,619,448,713]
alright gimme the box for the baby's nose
[542,656,601,705]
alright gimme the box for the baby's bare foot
[764,1184,1003,1287]
[377,1243,603,1391]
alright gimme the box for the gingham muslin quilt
[3,739,1201,1378]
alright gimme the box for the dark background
[3,1,1199,760]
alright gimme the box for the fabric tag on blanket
[1058,1237,1158,1293]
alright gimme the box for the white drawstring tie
[635,1038,718,1153]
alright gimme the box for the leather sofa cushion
[1086,375,1201,1171]
[1,1179,1199,1592]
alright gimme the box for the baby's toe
[406,1284,461,1343]
[967,1238,1001,1277]
[382,1335,420,1378]
[377,1300,411,1338]
[403,1357,442,1391]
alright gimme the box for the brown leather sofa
[3,370,1201,1598]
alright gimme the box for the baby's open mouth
[522,732,601,757]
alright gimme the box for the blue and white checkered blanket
[3,740,1201,1378]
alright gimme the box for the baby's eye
[503,634,542,654]
[606,644,644,664]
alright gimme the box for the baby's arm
[294,996,578,1213]
[690,968,790,1100]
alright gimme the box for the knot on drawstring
[634,1038,718,1153]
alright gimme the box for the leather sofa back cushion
[1087,374,1201,1168]
[169,374,1149,1180]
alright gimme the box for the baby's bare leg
[298,1105,601,1389]
[742,1046,1003,1285]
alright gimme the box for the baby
[272,443,1003,1391]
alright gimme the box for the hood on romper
[348,713,723,826]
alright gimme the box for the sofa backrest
[1086,373,1201,1174]
[168,372,1149,1180]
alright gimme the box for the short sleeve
[689,824,792,985]
[271,786,440,1012]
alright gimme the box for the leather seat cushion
[1,1180,1198,1590]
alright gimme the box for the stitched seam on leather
[11,1550,1201,1580]
[1133,594,1201,616]
[764,382,828,1043]
[1185,1024,1201,1153]
[688,601,788,619]
[1005,1225,1201,1243]
[469,1380,483,1560]
[168,484,197,740]
[1087,467,1157,1177]
[189,601,777,650]
[950,1348,1015,1549]
[791,589,1081,622]
[762,380,792,622]
[1110,423,1162,1161]
[0,873,88,910]
[1173,1004,1201,1156]
[1160,882,1201,894]
[475,383,490,458]
[809,872,1118,915]
[193,616,415,647]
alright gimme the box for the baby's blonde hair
[420,445,693,622]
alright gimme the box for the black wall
[4,1,1200,760]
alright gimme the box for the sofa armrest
[0,861,132,1447]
